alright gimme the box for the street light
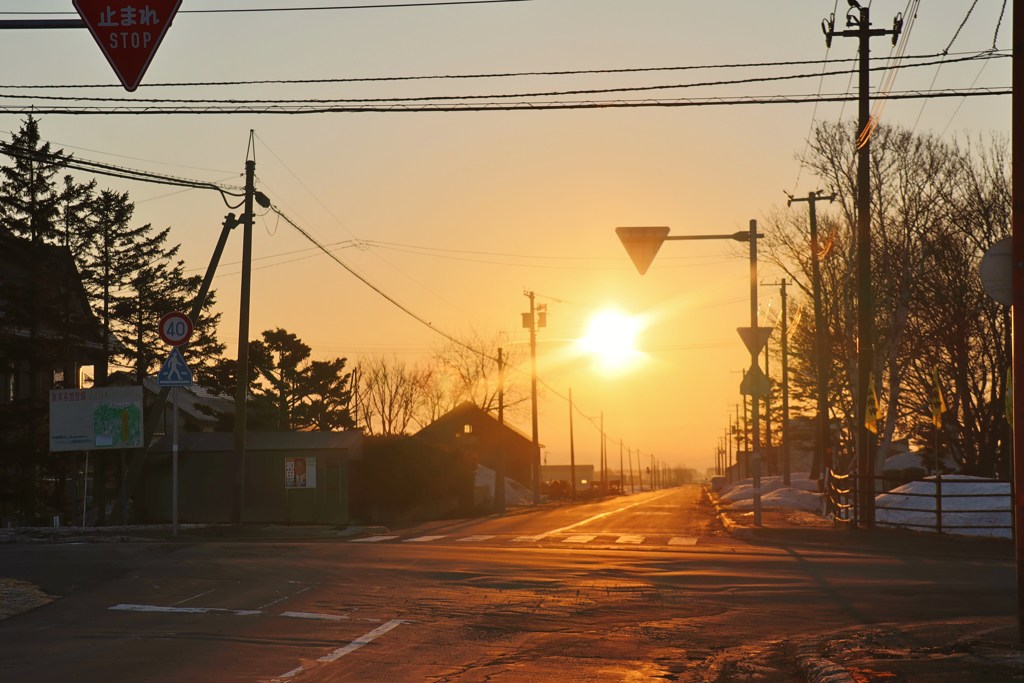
[616,221,767,525]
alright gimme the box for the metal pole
[569,387,577,502]
[172,386,179,537]
[1012,1,1024,642]
[82,452,89,526]
[232,151,256,524]
[749,219,762,526]
[495,348,506,514]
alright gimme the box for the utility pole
[787,190,836,485]
[765,280,792,485]
[619,440,624,496]
[232,137,257,525]
[600,412,606,495]
[568,387,577,502]
[1011,3,1023,641]
[495,348,506,514]
[823,0,902,528]
[522,291,545,505]
[629,447,636,493]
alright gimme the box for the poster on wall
[49,386,144,452]
[285,457,317,489]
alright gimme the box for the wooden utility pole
[823,3,902,527]
[495,348,506,514]
[788,190,836,484]
[568,387,577,502]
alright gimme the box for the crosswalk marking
[350,535,401,543]
[562,535,596,544]
[668,537,698,546]
[456,535,495,542]
[615,535,645,544]
[514,534,547,542]
[403,535,446,543]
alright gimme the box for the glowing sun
[577,309,645,374]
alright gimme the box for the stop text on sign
[73,0,182,92]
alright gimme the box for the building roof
[415,401,537,447]
[0,232,105,354]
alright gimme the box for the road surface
[0,484,1015,681]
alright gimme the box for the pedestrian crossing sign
[158,346,193,387]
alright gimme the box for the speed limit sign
[158,311,193,346]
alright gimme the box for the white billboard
[49,386,145,452]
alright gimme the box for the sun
[577,309,645,374]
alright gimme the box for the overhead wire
[0,1,533,16]
[0,86,1006,116]
[0,51,988,89]
[0,52,1002,106]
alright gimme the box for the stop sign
[73,0,182,92]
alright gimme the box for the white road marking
[562,535,596,544]
[616,535,645,544]
[109,603,261,616]
[403,535,446,543]
[280,611,350,622]
[513,534,547,542]
[668,537,698,546]
[541,489,677,536]
[276,619,406,680]
[171,589,215,606]
[456,535,495,542]
[350,535,400,543]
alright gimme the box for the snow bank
[875,475,1011,539]
[718,473,823,512]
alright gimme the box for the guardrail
[834,473,1012,536]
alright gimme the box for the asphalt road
[0,485,1016,681]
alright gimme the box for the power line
[0,87,1005,115]
[0,50,1002,89]
[0,1,533,16]
[3,52,1003,107]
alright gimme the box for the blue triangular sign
[158,346,193,387]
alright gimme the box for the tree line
[761,121,1011,479]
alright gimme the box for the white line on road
[562,535,596,544]
[275,619,406,680]
[171,589,215,606]
[109,603,261,616]
[616,535,645,544]
[403,535,446,543]
[350,535,400,543]
[668,537,698,546]
[457,535,495,542]
[542,489,677,537]
[513,534,547,542]
[280,611,350,622]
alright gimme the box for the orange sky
[0,1,1011,473]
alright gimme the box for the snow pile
[474,465,534,507]
[718,473,822,513]
[875,475,1011,538]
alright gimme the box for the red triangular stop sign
[73,0,182,92]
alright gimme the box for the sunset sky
[0,1,1011,474]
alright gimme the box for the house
[0,233,105,400]
[141,430,363,525]
[415,401,538,491]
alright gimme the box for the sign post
[157,312,193,537]
[72,0,182,92]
